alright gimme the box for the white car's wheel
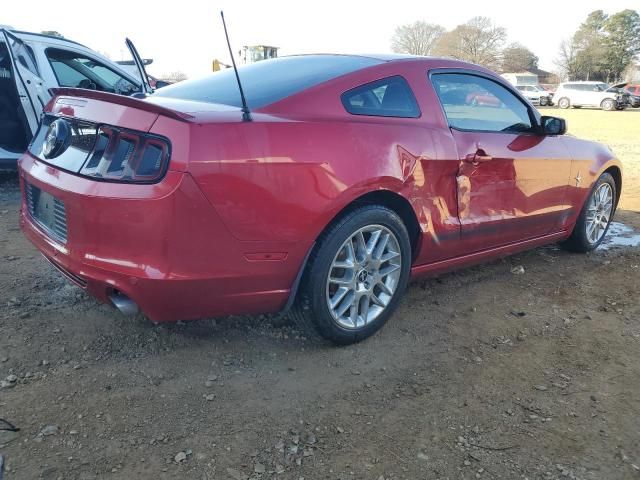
[601,99,616,111]
[558,97,570,109]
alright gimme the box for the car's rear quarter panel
[187,60,470,265]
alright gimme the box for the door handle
[464,150,493,164]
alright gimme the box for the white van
[0,29,150,168]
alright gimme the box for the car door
[125,38,153,94]
[430,71,573,251]
[1,29,49,135]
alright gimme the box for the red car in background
[18,55,622,344]
[465,89,502,107]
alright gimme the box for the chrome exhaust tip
[110,292,139,316]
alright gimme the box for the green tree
[572,10,608,80]
[501,43,539,73]
[603,9,640,82]
[391,21,445,56]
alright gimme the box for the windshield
[46,48,139,95]
[153,55,383,109]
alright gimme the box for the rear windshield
[153,55,383,109]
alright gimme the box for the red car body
[18,55,622,323]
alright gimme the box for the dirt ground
[1,108,640,480]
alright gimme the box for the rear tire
[291,205,411,345]
[561,173,616,253]
[558,97,570,109]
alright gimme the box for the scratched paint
[599,222,640,251]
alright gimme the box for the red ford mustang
[18,54,622,344]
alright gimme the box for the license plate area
[26,183,68,244]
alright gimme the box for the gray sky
[4,0,638,78]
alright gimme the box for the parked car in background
[17,54,622,344]
[515,85,551,106]
[554,81,630,111]
[612,82,640,108]
[625,84,640,96]
[0,29,151,168]
[465,89,502,107]
[539,84,557,94]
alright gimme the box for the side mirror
[541,116,566,135]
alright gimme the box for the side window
[341,76,420,118]
[46,48,139,95]
[431,73,534,133]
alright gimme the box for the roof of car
[281,53,462,63]
[9,29,88,48]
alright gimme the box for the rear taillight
[79,126,170,183]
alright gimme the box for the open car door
[125,38,153,95]
[1,29,49,134]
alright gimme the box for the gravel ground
[1,165,640,480]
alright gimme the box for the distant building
[240,45,279,64]
[502,68,559,86]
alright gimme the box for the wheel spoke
[333,260,354,269]
[380,250,400,263]
[349,302,358,327]
[329,275,352,286]
[372,232,390,260]
[336,292,354,317]
[330,286,349,309]
[360,295,371,323]
[371,292,386,307]
[378,280,393,296]
[380,263,400,277]
[355,232,367,261]
[366,229,382,256]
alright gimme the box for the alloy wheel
[325,225,402,329]
[585,183,614,244]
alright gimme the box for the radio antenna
[220,11,251,122]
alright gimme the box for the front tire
[561,173,616,253]
[291,205,411,345]
[601,99,616,111]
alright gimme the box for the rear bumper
[19,154,305,322]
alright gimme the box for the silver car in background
[515,85,551,106]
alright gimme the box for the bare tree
[161,71,188,83]
[433,17,506,70]
[554,39,579,80]
[391,21,445,56]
